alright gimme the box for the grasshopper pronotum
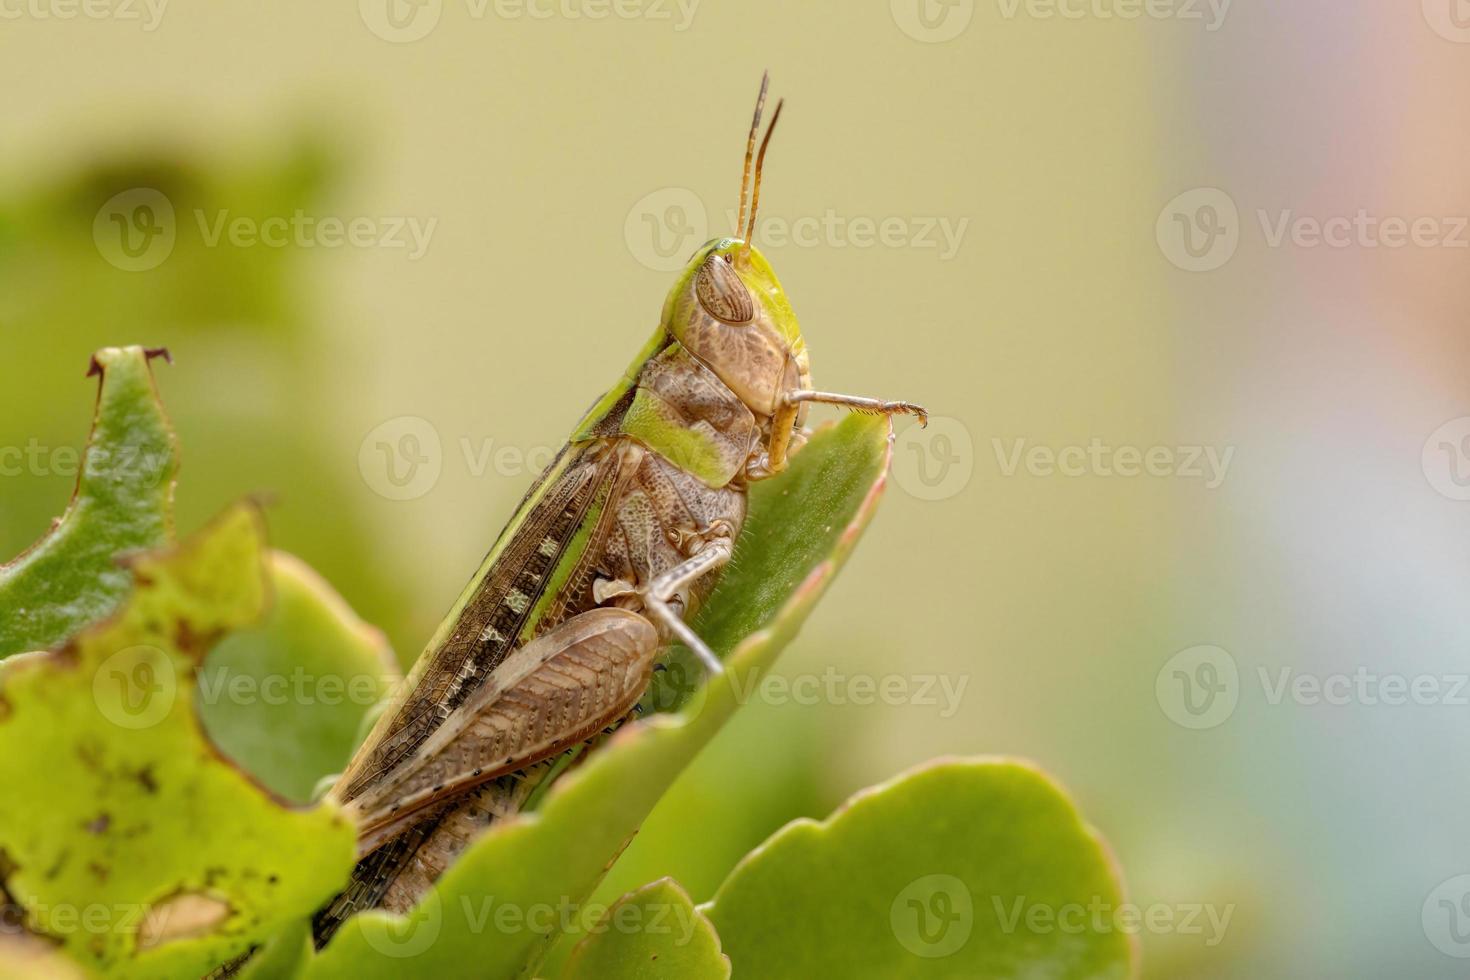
[312,74,926,943]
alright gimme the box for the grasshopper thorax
[661,237,810,419]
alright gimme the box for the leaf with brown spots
[0,503,355,979]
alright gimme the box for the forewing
[334,440,630,803]
[344,607,659,845]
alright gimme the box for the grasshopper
[312,74,926,943]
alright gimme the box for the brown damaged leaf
[136,894,232,951]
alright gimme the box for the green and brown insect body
[339,394,754,837]
[330,235,815,823]
[314,79,927,943]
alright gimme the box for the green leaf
[0,504,356,979]
[0,346,179,660]
[304,411,896,979]
[703,758,1136,980]
[198,551,400,804]
[559,878,729,980]
[236,920,312,980]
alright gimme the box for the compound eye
[695,254,755,324]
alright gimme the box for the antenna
[734,71,770,241]
[741,97,784,263]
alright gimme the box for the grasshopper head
[659,76,811,419]
[661,237,810,418]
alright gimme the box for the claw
[894,402,929,427]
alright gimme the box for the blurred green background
[4,1,1468,976]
